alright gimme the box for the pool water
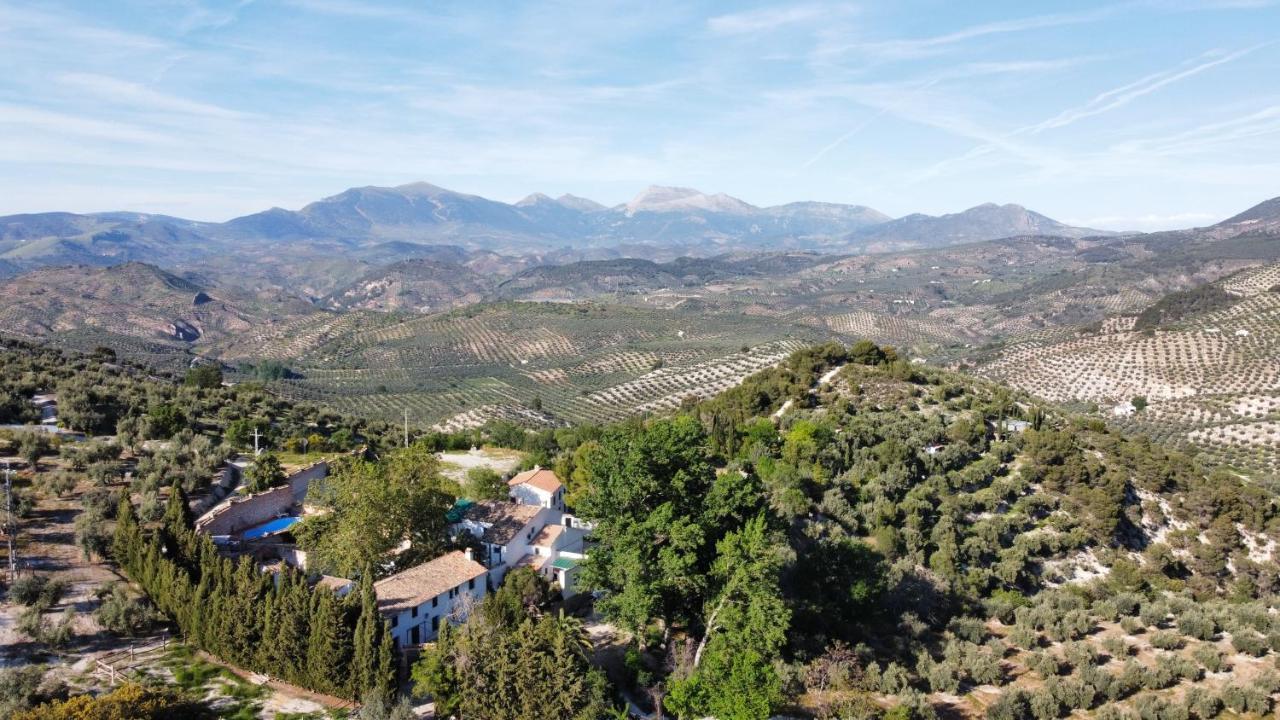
[243,516,301,539]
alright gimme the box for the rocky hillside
[0,262,309,351]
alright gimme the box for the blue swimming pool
[243,516,301,539]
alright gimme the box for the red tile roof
[508,467,563,494]
[374,551,488,614]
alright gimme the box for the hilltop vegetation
[562,341,1280,719]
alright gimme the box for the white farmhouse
[374,549,489,647]
[508,467,565,510]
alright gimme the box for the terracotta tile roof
[461,501,542,545]
[514,553,546,571]
[532,523,564,548]
[509,468,563,494]
[374,551,488,614]
[314,575,353,593]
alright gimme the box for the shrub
[1231,629,1268,657]
[987,688,1032,720]
[1192,643,1226,673]
[11,682,205,720]
[1177,611,1216,641]
[1149,630,1184,650]
[1008,625,1039,650]
[1029,687,1060,720]
[0,666,49,718]
[1185,687,1221,720]
[879,662,910,694]
[94,583,160,637]
[8,576,66,608]
[1063,640,1098,668]
[1219,685,1271,715]
[1252,669,1280,694]
[1102,635,1130,658]
[1139,602,1168,628]
[1120,616,1145,634]
[1026,651,1061,678]
[948,616,987,643]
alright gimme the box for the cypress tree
[375,620,396,696]
[350,570,378,696]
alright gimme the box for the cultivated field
[981,263,1280,476]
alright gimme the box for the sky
[1,1,1278,230]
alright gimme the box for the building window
[432,616,440,631]
[432,596,438,608]
[411,606,418,618]
[390,615,398,628]
[468,577,475,590]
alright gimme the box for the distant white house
[1112,402,1136,418]
[452,468,589,597]
[991,418,1032,434]
[451,498,589,598]
[508,467,565,510]
[375,549,489,647]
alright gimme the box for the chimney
[464,548,474,563]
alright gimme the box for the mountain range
[0,181,1115,280]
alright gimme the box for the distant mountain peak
[516,193,554,207]
[555,194,607,212]
[625,185,756,216]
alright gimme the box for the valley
[1,187,1278,480]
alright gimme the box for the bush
[1139,602,1168,628]
[1008,625,1039,650]
[1219,684,1271,715]
[1177,612,1216,641]
[1102,635,1130,658]
[1184,687,1220,720]
[948,616,987,643]
[1120,616,1145,634]
[11,681,208,720]
[1192,643,1226,673]
[1029,687,1061,720]
[94,583,160,637]
[0,666,50,718]
[1149,630,1184,650]
[987,689,1032,720]
[1062,640,1098,668]
[1026,651,1061,678]
[1231,630,1268,657]
[8,576,66,608]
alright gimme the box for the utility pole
[403,408,409,448]
[252,426,262,456]
[5,461,16,584]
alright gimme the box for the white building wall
[386,574,488,647]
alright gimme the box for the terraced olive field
[980,262,1280,477]
[258,302,821,427]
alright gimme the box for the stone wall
[194,458,329,536]
[195,484,294,536]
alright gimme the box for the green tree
[184,364,223,389]
[578,416,719,635]
[464,466,507,501]
[295,444,456,577]
[245,453,286,493]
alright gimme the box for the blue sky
[1,1,1278,229]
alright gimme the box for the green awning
[550,557,579,571]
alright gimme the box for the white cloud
[1027,45,1266,133]
[817,6,1117,62]
[1068,211,1219,230]
[57,73,252,120]
[708,4,844,35]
